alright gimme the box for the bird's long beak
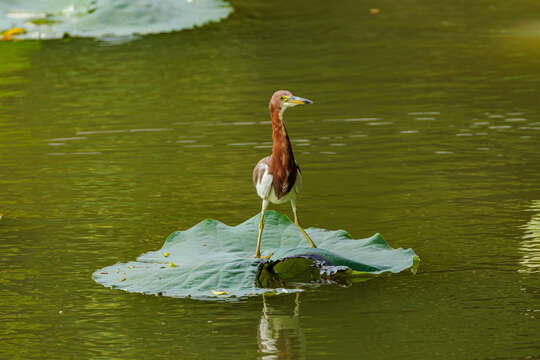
[287,96,313,105]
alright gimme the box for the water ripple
[408,112,440,115]
[76,128,171,135]
[472,121,490,126]
[323,117,379,122]
[519,200,540,274]
[435,151,453,154]
[227,142,257,146]
[367,121,393,126]
[48,137,87,141]
[47,151,102,156]
[183,144,212,148]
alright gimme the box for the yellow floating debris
[163,252,169,257]
[2,27,26,41]
[211,289,227,296]
[128,265,135,269]
[370,8,380,14]
[169,261,178,268]
[120,278,126,281]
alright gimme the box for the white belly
[255,162,302,205]
[268,185,297,204]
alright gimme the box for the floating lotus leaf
[0,0,232,41]
[93,210,419,300]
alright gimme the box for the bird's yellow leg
[291,201,317,248]
[254,212,264,258]
[294,214,317,248]
[255,200,273,259]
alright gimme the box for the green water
[1,0,539,358]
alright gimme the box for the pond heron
[252,90,317,258]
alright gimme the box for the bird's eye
[280,95,287,101]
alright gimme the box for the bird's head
[270,90,313,113]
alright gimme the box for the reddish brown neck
[270,105,295,169]
[269,104,297,198]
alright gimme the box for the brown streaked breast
[270,156,298,199]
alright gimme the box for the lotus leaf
[93,210,419,300]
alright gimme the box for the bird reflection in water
[258,292,306,359]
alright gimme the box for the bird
[252,90,317,258]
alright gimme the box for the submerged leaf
[255,254,376,288]
[93,210,419,300]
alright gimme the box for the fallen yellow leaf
[211,289,227,296]
[2,27,26,41]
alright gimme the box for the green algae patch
[93,210,419,300]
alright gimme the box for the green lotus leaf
[93,210,419,300]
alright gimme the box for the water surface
[1,0,539,358]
